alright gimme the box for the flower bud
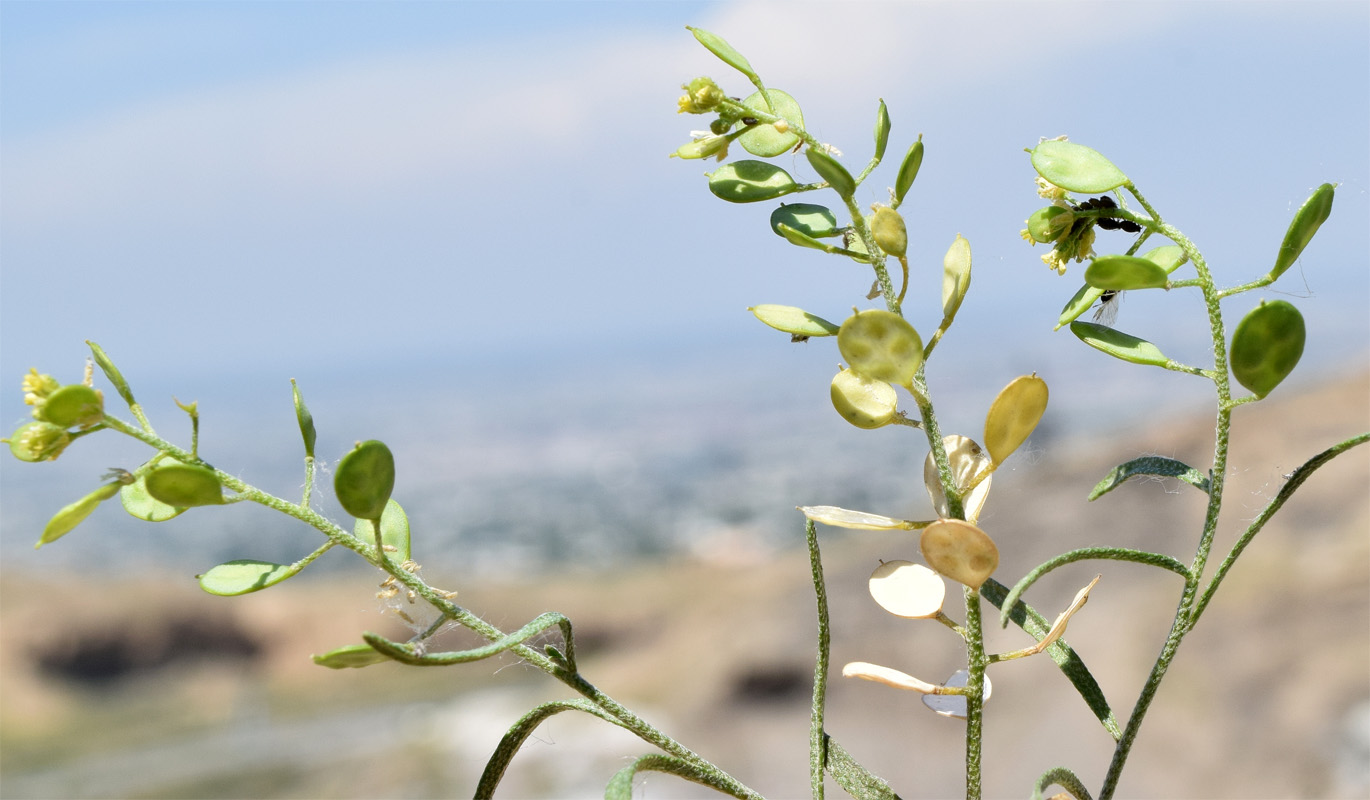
[7,421,71,462]
[677,77,725,114]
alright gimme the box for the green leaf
[334,439,395,521]
[1269,182,1334,281]
[352,499,410,562]
[1230,299,1305,398]
[981,577,1121,740]
[749,304,840,337]
[477,700,628,798]
[121,469,187,521]
[893,136,923,205]
[145,463,225,507]
[685,27,758,81]
[1089,456,1211,499]
[35,384,104,428]
[291,379,316,459]
[806,147,856,200]
[605,755,725,800]
[738,89,802,157]
[36,483,120,548]
[311,643,391,669]
[1084,254,1170,290]
[873,99,890,161]
[198,559,301,596]
[87,340,137,411]
[1069,320,1169,367]
[1031,140,1129,193]
[825,735,901,800]
[1032,766,1095,800]
[770,203,839,239]
[707,160,799,203]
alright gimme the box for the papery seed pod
[837,310,923,388]
[869,560,945,618]
[922,669,993,718]
[920,519,999,589]
[831,367,898,429]
[924,435,993,523]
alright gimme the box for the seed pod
[1269,183,1334,281]
[942,234,972,323]
[837,310,923,388]
[923,669,993,719]
[198,559,300,596]
[830,367,898,429]
[750,305,840,338]
[871,206,908,257]
[805,147,856,200]
[738,89,803,157]
[924,435,993,523]
[707,161,799,203]
[984,374,1048,466]
[1084,255,1169,290]
[1230,300,1305,398]
[894,137,924,205]
[873,99,891,161]
[770,203,839,239]
[869,560,945,619]
[686,27,759,81]
[312,642,391,670]
[334,440,396,521]
[1069,321,1170,367]
[36,384,104,428]
[36,482,121,548]
[87,340,136,410]
[1026,206,1073,243]
[292,379,316,459]
[920,519,999,589]
[352,499,411,563]
[145,463,225,507]
[1030,140,1129,193]
[121,467,187,521]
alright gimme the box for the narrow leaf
[476,700,626,799]
[364,611,576,671]
[1089,456,1211,499]
[825,735,902,800]
[605,754,732,800]
[1032,766,1095,800]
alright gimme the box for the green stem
[806,519,830,800]
[963,586,986,800]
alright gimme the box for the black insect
[1073,195,1142,233]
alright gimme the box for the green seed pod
[770,203,839,239]
[830,367,898,429]
[873,99,891,162]
[145,463,225,507]
[353,499,411,563]
[1084,255,1169,290]
[1030,139,1128,193]
[894,137,924,205]
[738,89,803,157]
[749,305,840,338]
[984,374,1049,466]
[87,340,137,410]
[35,482,121,548]
[1230,300,1306,398]
[198,559,300,596]
[7,421,71,462]
[1026,206,1073,243]
[292,379,317,459]
[312,642,391,670]
[707,160,799,203]
[871,206,908,258]
[1069,321,1169,367]
[941,234,972,324]
[837,310,923,388]
[1141,244,1187,274]
[334,439,395,521]
[920,519,999,590]
[1270,183,1334,281]
[1056,282,1108,330]
[672,135,729,160]
[924,435,993,524]
[686,27,758,81]
[868,560,945,619]
[805,147,856,200]
[121,468,187,521]
[36,384,104,428]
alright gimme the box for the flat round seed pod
[920,519,998,589]
[869,560,945,618]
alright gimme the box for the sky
[2,1,1368,558]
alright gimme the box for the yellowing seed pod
[984,374,1048,465]
[830,367,898,429]
[942,234,972,323]
[837,310,923,388]
[871,206,908,258]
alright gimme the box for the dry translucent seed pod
[920,519,998,589]
[984,374,1048,465]
[830,367,898,429]
[869,560,945,618]
[799,505,914,531]
[842,662,939,693]
[924,434,993,523]
[922,670,993,718]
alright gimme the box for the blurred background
[2,2,1367,798]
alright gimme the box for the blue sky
[2,0,1367,454]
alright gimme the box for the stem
[806,520,830,800]
[963,587,986,800]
